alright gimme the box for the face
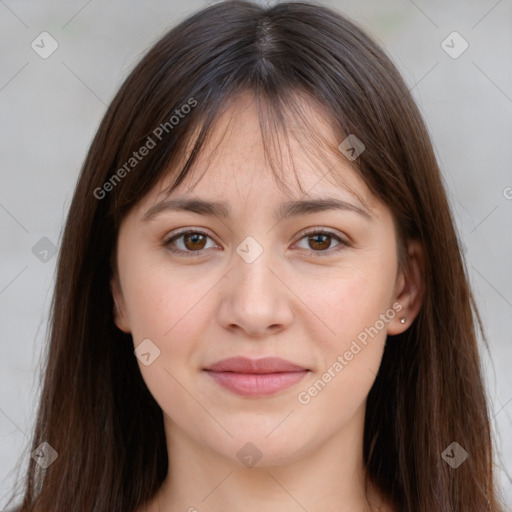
[111,94,422,467]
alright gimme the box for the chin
[212,425,314,468]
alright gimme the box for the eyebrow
[140,196,372,223]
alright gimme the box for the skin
[112,93,424,512]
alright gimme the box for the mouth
[203,357,310,397]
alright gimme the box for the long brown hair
[5,1,505,510]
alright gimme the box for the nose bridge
[218,233,292,336]
[232,233,279,304]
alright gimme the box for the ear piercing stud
[400,317,406,324]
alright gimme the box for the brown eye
[164,228,347,258]
[164,230,216,256]
[295,229,347,256]
[308,233,332,251]
[183,232,207,251]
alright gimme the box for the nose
[216,247,294,339]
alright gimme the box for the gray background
[1,0,511,507]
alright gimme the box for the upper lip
[204,357,309,373]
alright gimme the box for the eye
[163,229,218,257]
[294,229,347,256]
[163,228,348,257]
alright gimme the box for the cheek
[121,258,226,375]
[122,266,215,424]
[306,264,394,351]
[121,254,210,340]
[125,277,173,340]
[298,263,396,406]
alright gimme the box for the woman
[5,1,506,510]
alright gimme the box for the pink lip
[205,356,308,373]
[204,357,309,397]
[205,357,309,397]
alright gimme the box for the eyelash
[162,228,348,258]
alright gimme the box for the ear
[387,239,424,335]
[110,274,131,334]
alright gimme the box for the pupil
[310,234,329,250]
[186,233,205,250]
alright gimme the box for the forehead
[137,91,375,213]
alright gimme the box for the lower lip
[205,370,309,397]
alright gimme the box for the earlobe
[110,275,131,334]
[387,240,424,335]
